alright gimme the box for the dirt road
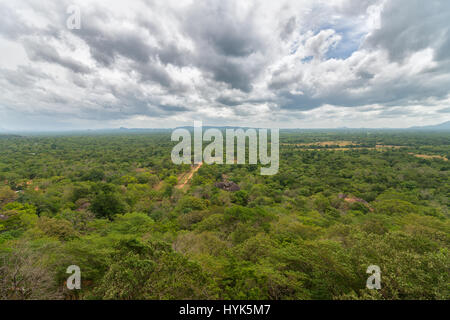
[176,162,203,189]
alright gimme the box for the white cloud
[0,0,448,130]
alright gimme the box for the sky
[0,0,449,131]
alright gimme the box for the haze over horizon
[1,120,450,133]
[1,0,450,130]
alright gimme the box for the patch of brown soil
[375,145,404,149]
[339,193,374,212]
[282,141,356,147]
[409,153,448,161]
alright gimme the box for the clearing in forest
[409,153,448,161]
[282,141,357,147]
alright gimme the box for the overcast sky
[0,0,449,130]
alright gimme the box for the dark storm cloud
[278,91,322,111]
[216,96,242,106]
[181,0,267,92]
[184,1,263,58]
[23,39,91,74]
[70,9,153,66]
[364,0,450,62]
[0,66,48,87]
[201,59,254,93]
[137,62,174,88]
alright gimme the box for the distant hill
[409,121,450,131]
[175,125,256,131]
[2,121,450,134]
[0,134,22,138]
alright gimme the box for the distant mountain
[175,125,256,131]
[409,121,450,131]
[112,127,172,132]
[2,121,450,134]
[0,134,22,138]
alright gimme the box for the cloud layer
[0,0,449,130]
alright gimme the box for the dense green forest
[0,131,449,300]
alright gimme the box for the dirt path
[176,162,203,189]
[154,180,164,191]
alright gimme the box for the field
[0,130,449,300]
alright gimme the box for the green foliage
[0,186,17,206]
[232,190,249,206]
[94,238,217,299]
[109,212,154,235]
[165,175,178,186]
[90,186,126,219]
[0,131,448,300]
[176,196,209,214]
[81,169,105,182]
[374,199,419,216]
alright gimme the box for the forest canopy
[0,131,448,300]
